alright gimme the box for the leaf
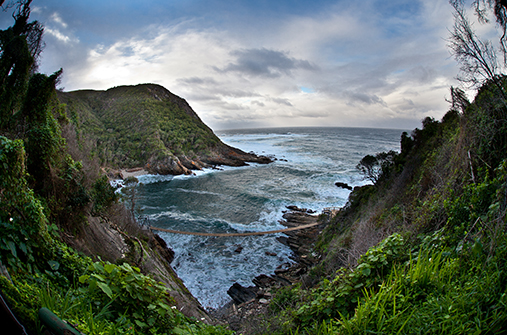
[93,262,104,272]
[361,267,371,276]
[48,260,60,271]
[134,320,148,328]
[91,273,106,282]
[7,241,16,258]
[96,281,113,299]
[173,327,189,335]
[79,275,90,284]
[104,263,116,274]
[18,242,27,255]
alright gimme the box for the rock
[276,236,289,246]
[274,262,291,275]
[146,155,192,175]
[282,211,317,225]
[152,234,175,264]
[335,182,353,190]
[265,251,277,256]
[259,298,269,304]
[253,274,277,288]
[234,245,243,253]
[227,283,258,305]
[286,205,307,212]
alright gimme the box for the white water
[136,127,403,309]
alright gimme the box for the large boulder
[227,283,259,305]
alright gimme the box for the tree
[448,1,503,91]
[468,0,507,62]
[0,0,44,127]
[356,150,397,185]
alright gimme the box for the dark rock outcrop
[335,181,353,190]
[227,283,259,305]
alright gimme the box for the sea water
[136,127,403,309]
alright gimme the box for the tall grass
[305,242,507,335]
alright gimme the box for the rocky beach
[210,206,327,332]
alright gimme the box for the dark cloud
[343,91,387,107]
[178,77,218,85]
[214,48,318,78]
[270,97,293,106]
[251,100,265,107]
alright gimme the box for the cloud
[215,48,318,78]
[35,0,465,130]
[270,97,293,106]
[343,91,387,107]
[45,27,78,44]
[50,12,68,28]
[178,77,218,85]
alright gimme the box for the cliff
[240,78,507,334]
[57,84,271,175]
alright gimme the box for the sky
[0,0,474,130]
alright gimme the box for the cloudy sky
[2,0,468,130]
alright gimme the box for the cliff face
[63,210,211,321]
[58,84,270,175]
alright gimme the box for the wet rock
[253,274,277,288]
[274,262,291,275]
[265,251,277,256]
[335,182,353,190]
[227,283,258,305]
[286,205,307,212]
[234,245,243,253]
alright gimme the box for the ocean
[135,127,403,309]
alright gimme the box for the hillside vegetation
[250,75,507,334]
[58,84,270,175]
[0,2,231,334]
[2,0,507,334]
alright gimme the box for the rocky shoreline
[107,167,331,330]
[210,206,326,331]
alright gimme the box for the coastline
[120,167,149,178]
[210,206,327,332]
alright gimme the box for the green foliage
[22,71,66,188]
[78,260,179,333]
[91,175,118,214]
[356,150,397,185]
[295,234,406,327]
[58,84,221,169]
[0,3,36,128]
[335,237,507,334]
[0,276,40,334]
[464,77,507,175]
[269,284,302,313]
[0,136,53,273]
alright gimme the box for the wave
[137,127,403,309]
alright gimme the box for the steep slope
[248,79,507,334]
[58,84,270,175]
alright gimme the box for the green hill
[58,84,270,175]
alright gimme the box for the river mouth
[135,127,402,309]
